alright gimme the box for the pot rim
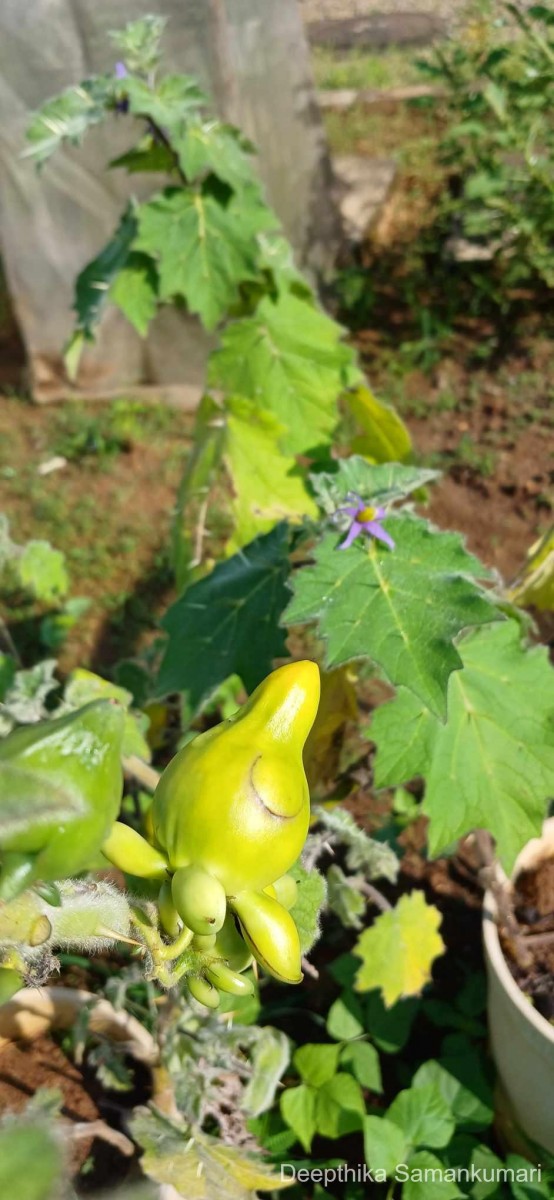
[483,889,554,1045]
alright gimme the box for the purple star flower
[115,61,128,79]
[336,492,395,551]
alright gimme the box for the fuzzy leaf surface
[372,621,554,871]
[286,515,498,716]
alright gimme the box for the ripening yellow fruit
[152,661,320,895]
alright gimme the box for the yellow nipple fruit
[152,660,320,896]
[231,889,302,985]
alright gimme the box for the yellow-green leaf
[130,1108,291,1199]
[354,891,444,1006]
[224,398,317,553]
[345,385,412,464]
[510,527,554,613]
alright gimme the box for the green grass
[312,46,423,92]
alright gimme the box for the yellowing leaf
[224,399,317,553]
[131,1108,291,1199]
[354,891,444,1006]
[509,527,554,613]
[303,665,358,790]
[345,385,412,464]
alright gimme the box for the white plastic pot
[483,892,554,1155]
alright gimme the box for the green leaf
[286,515,497,717]
[340,1040,383,1092]
[314,806,399,881]
[327,992,365,1041]
[25,77,113,165]
[355,891,445,1006]
[242,1028,290,1118]
[373,621,554,872]
[109,252,158,336]
[315,1073,365,1138]
[289,862,327,954]
[124,74,205,126]
[174,118,258,191]
[364,990,419,1054]
[371,688,436,787]
[401,1151,464,1200]
[363,1115,408,1177]
[388,1082,455,1149]
[413,1059,493,1131]
[0,1118,64,1200]
[345,386,412,463]
[130,1107,286,1198]
[311,458,439,514]
[224,398,317,553]
[209,292,354,455]
[135,187,259,329]
[157,523,290,706]
[294,1043,341,1088]
[326,863,366,929]
[507,1154,552,1199]
[73,207,137,337]
[0,655,15,703]
[280,1084,317,1153]
[18,542,68,605]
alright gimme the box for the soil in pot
[505,854,554,1023]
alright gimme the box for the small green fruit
[231,889,302,984]
[158,878,180,938]
[205,961,254,996]
[192,933,217,951]
[213,913,252,972]
[187,974,220,1009]
[172,864,226,936]
[102,821,168,879]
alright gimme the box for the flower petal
[338,521,363,550]
[365,520,395,551]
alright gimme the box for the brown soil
[0,1035,98,1169]
[0,394,193,672]
[508,857,554,1022]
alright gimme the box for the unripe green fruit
[192,933,217,951]
[267,874,298,911]
[187,974,220,1009]
[0,968,23,1005]
[231,890,302,985]
[102,822,168,880]
[205,962,254,996]
[171,864,226,936]
[152,661,320,895]
[158,879,180,938]
[213,913,253,972]
[0,701,125,896]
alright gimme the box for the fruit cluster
[103,660,320,1007]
